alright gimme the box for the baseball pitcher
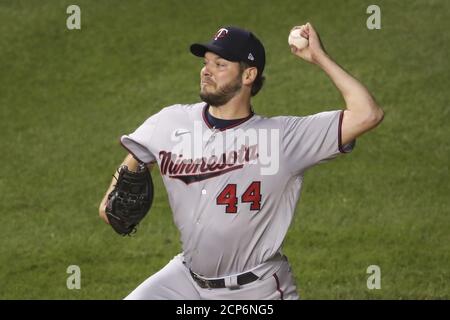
[99,23,384,299]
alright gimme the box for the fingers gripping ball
[288,28,309,50]
[106,164,154,236]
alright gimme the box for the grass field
[0,0,448,299]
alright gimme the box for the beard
[199,77,242,107]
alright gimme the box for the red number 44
[216,182,261,214]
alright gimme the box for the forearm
[316,54,382,117]
[291,22,383,144]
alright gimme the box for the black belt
[190,270,259,289]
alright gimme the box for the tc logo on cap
[214,28,228,40]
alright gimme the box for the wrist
[313,50,332,67]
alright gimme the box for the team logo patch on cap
[248,53,254,61]
[214,28,228,40]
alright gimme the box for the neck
[209,94,252,120]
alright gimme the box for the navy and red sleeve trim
[338,110,355,154]
[338,110,345,153]
[119,138,156,165]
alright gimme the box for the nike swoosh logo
[174,130,190,137]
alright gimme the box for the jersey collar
[202,104,255,131]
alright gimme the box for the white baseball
[288,29,309,50]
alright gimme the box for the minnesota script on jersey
[121,103,353,278]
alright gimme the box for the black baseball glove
[105,164,154,236]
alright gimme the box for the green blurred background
[0,0,448,299]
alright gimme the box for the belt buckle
[194,273,210,289]
[199,278,210,289]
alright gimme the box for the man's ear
[242,67,258,85]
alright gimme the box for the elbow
[374,106,385,125]
[362,106,384,128]
[373,107,384,124]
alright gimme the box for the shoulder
[251,114,300,128]
[249,110,342,136]
[261,110,342,126]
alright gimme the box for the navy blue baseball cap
[190,26,266,75]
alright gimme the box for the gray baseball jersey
[121,102,353,278]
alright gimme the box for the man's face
[199,52,243,107]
